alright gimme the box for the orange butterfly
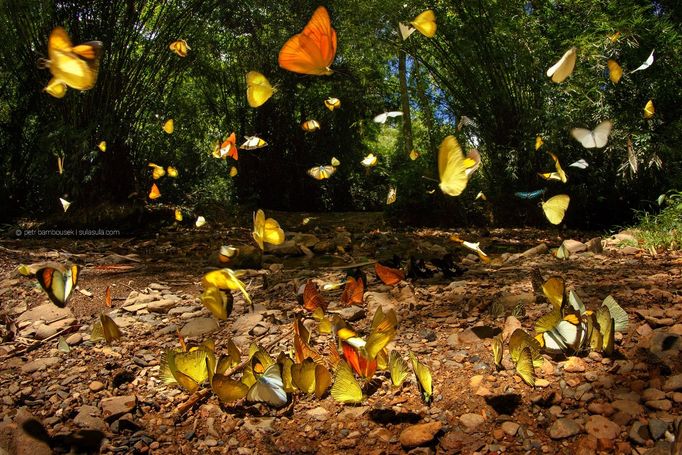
[342,342,377,378]
[294,332,325,365]
[375,262,405,286]
[278,6,337,76]
[340,276,364,305]
[221,133,238,160]
[302,280,327,312]
[104,286,112,307]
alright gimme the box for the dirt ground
[0,212,681,454]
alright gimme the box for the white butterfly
[240,136,267,150]
[373,111,403,124]
[571,120,612,149]
[546,47,577,83]
[246,363,287,407]
[398,22,416,40]
[569,159,589,169]
[630,49,654,73]
[59,198,71,212]
[195,216,206,227]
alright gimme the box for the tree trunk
[398,49,413,155]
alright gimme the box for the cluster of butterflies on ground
[162,260,437,407]
[491,270,630,386]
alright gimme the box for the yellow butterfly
[607,59,622,83]
[596,306,615,356]
[148,163,166,179]
[389,350,409,387]
[56,156,64,175]
[601,295,628,332]
[515,347,536,386]
[292,359,333,399]
[608,31,621,43]
[43,27,102,98]
[491,335,503,369]
[541,194,570,225]
[301,119,321,132]
[399,10,436,40]
[160,348,214,393]
[331,157,340,166]
[308,165,336,180]
[169,39,190,57]
[174,208,183,221]
[91,313,122,344]
[324,97,341,111]
[643,100,655,119]
[409,351,433,404]
[166,166,178,178]
[246,71,274,108]
[409,150,420,160]
[202,268,251,306]
[200,286,233,320]
[386,186,397,205]
[538,152,567,183]
[438,135,468,196]
[97,141,106,152]
[535,136,544,150]
[331,361,363,404]
[211,374,248,404]
[361,153,378,167]
[546,47,577,83]
[148,183,161,200]
[163,119,174,134]
[542,276,565,309]
[475,191,487,201]
[508,329,544,368]
[252,209,285,250]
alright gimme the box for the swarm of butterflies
[160,274,433,408]
[490,270,630,387]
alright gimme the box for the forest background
[0,0,680,231]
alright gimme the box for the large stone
[17,304,73,323]
[306,407,329,422]
[73,405,108,431]
[101,395,137,422]
[562,239,587,254]
[338,306,365,322]
[502,316,522,341]
[611,400,643,416]
[564,357,587,373]
[400,422,442,448]
[232,313,264,334]
[0,408,52,455]
[20,357,60,374]
[663,374,682,392]
[147,299,177,313]
[34,318,76,339]
[550,418,581,439]
[291,233,320,248]
[459,413,485,432]
[265,240,300,256]
[585,415,620,440]
[586,238,603,253]
[179,318,219,337]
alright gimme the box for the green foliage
[0,0,680,229]
[633,190,682,251]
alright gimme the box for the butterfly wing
[515,347,535,386]
[389,351,409,386]
[409,352,433,404]
[246,71,273,108]
[211,374,248,403]
[438,135,468,196]
[631,49,655,73]
[35,265,79,307]
[278,6,336,76]
[546,47,576,83]
[542,194,570,225]
[643,100,655,119]
[247,364,288,407]
[607,59,622,83]
[411,10,436,37]
[374,262,404,286]
[591,120,613,148]
[331,361,363,404]
[602,295,629,332]
[48,27,102,91]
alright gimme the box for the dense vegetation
[1,0,680,229]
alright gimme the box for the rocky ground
[0,212,681,455]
